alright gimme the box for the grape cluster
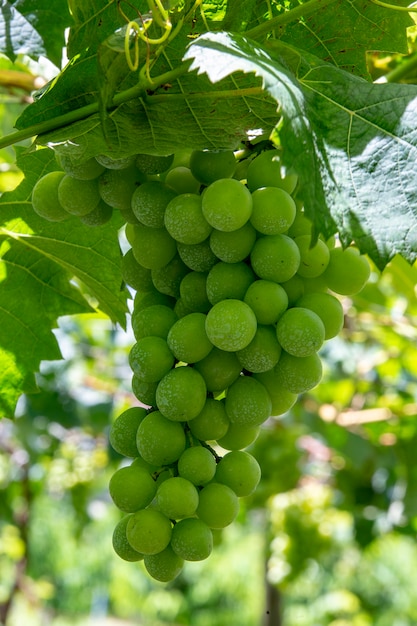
[31,144,370,582]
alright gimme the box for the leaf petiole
[369,0,417,11]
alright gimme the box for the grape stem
[200,440,222,463]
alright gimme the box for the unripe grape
[197,483,239,529]
[156,476,199,519]
[136,411,186,466]
[205,299,257,352]
[215,451,261,497]
[131,181,176,228]
[179,271,211,313]
[323,247,370,295]
[225,375,272,428]
[202,178,252,231]
[189,149,236,185]
[217,423,260,451]
[32,171,69,222]
[209,222,257,263]
[164,193,212,244]
[165,166,201,194]
[253,369,297,416]
[236,325,281,373]
[109,464,157,512]
[151,255,190,298]
[144,545,184,582]
[167,312,213,363]
[129,336,175,383]
[251,234,301,283]
[188,398,230,441]
[109,406,148,457]
[121,248,154,292]
[130,223,177,270]
[131,375,158,406]
[250,187,296,234]
[296,292,344,339]
[135,153,174,175]
[79,199,113,226]
[295,235,330,278]
[177,239,218,272]
[96,154,136,169]
[244,280,288,325]
[98,165,146,210]
[171,518,213,561]
[275,351,323,394]
[56,153,105,180]
[206,261,255,305]
[276,307,325,357]
[112,515,144,562]
[156,366,207,422]
[131,304,178,341]
[177,446,217,485]
[126,508,172,555]
[194,347,242,392]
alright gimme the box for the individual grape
[156,476,199,519]
[164,194,212,244]
[173,297,193,319]
[250,234,301,283]
[31,171,70,221]
[133,289,175,312]
[205,299,257,352]
[302,274,328,294]
[156,366,207,422]
[129,336,174,382]
[189,149,236,185]
[144,545,184,582]
[287,210,313,238]
[323,246,371,295]
[179,271,211,313]
[57,175,101,216]
[246,149,297,193]
[109,464,157,512]
[112,515,144,562]
[194,347,242,392]
[95,154,136,169]
[126,508,172,555]
[130,223,177,269]
[243,280,288,325]
[196,483,239,529]
[109,406,148,457]
[295,235,330,278]
[131,454,162,476]
[177,239,218,272]
[296,292,344,339]
[280,275,305,306]
[253,369,297,416]
[236,325,281,373]
[225,375,272,428]
[165,166,201,194]
[151,255,190,298]
[135,153,174,175]
[131,181,177,228]
[217,423,260,451]
[209,222,257,263]
[187,398,230,441]
[202,178,252,231]
[215,450,261,497]
[131,375,158,406]
[276,307,325,357]
[79,199,113,226]
[98,165,146,210]
[136,410,186,465]
[206,261,255,305]
[120,205,141,225]
[167,312,213,363]
[250,187,296,234]
[275,351,323,394]
[171,518,213,561]
[131,304,178,340]
[177,446,217,486]
[56,153,105,180]
[121,248,154,292]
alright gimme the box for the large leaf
[0,147,128,416]
[184,32,417,269]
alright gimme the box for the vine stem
[245,0,340,41]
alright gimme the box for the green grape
[98,166,146,210]
[95,154,136,169]
[57,175,100,216]
[136,410,186,465]
[173,297,193,319]
[276,307,325,357]
[209,222,257,263]
[109,406,148,457]
[302,274,328,294]
[296,292,344,339]
[250,234,301,283]
[135,153,174,175]
[156,476,199,519]
[243,280,288,325]
[112,515,144,562]
[202,178,253,231]
[133,289,175,311]
[156,366,207,422]
[79,199,113,226]
[194,347,242,392]
[217,423,260,451]
[189,149,236,185]
[225,375,272,428]
[109,464,157,512]
[130,223,177,269]
[196,483,239,529]
[32,171,70,221]
[287,210,313,238]
[151,255,190,298]
[179,271,211,313]
[177,239,218,272]
[171,518,213,561]
[280,275,305,306]
[250,187,296,234]
[246,149,297,193]
[165,166,201,194]
[253,369,297,416]
[215,450,261,497]
[56,153,105,180]
[177,446,217,486]
[206,261,255,305]
[275,351,323,394]
[131,375,158,406]
[323,246,371,295]
[131,181,176,228]
[167,313,213,363]
[188,398,229,441]
[129,336,175,382]
[131,454,162,476]
[126,508,172,555]
[164,193,212,244]
[122,248,154,292]
[205,299,257,352]
[236,325,281,373]
[144,545,184,582]
[131,304,178,341]
[120,205,141,225]
[295,235,330,278]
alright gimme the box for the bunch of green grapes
[32,145,370,582]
